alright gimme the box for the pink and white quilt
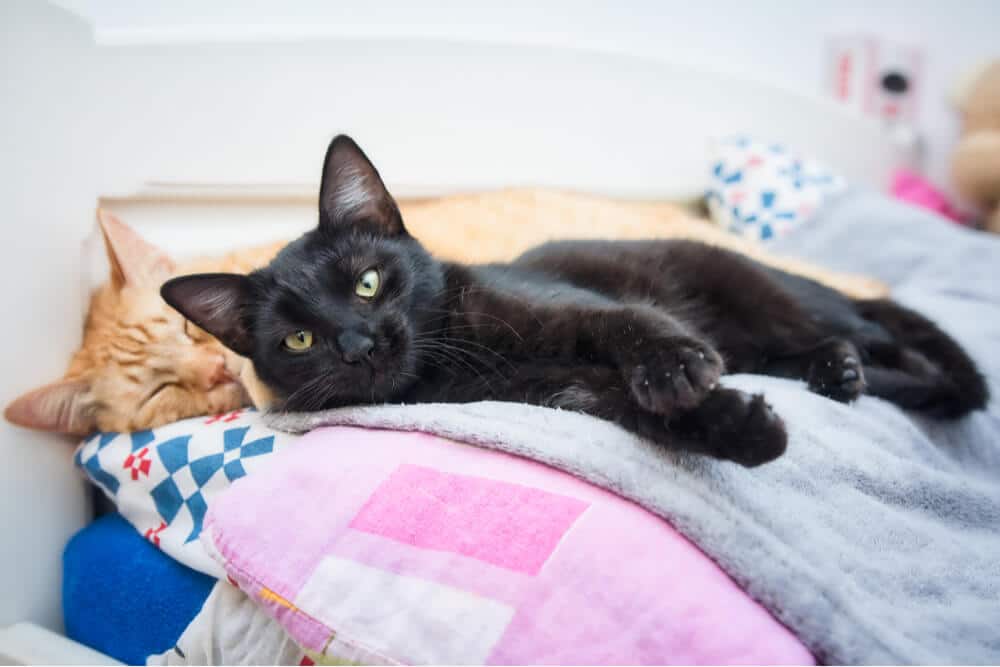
[202,426,812,665]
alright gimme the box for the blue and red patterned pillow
[73,408,298,577]
[706,137,847,241]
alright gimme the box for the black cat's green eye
[283,330,313,352]
[355,269,381,299]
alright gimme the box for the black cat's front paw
[695,389,787,467]
[807,339,866,403]
[626,339,724,415]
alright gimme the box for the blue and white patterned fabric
[706,137,847,242]
[74,408,298,577]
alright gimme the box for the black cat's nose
[337,330,375,364]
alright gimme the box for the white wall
[0,2,98,632]
[51,0,1000,191]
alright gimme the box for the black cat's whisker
[416,306,524,342]
[410,341,503,391]
[412,326,519,378]
[411,337,507,369]
[280,370,341,412]
[409,350,461,379]
[412,330,514,363]
[411,342,491,378]
[281,374,325,408]
[424,337,516,373]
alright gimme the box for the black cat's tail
[853,299,990,419]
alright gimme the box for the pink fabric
[204,426,814,665]
[891,168,968,224]
[351,464,588,575]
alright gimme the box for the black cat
[161,136,989,467]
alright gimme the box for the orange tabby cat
[4,212,282,435]
[5,192,887,435]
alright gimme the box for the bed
[57,189,1000,664]
[7,2,995,665]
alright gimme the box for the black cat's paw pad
[627,341,723,415]
[702,391,787,467]
[808,340,866,403]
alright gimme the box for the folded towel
[63,513,215,665]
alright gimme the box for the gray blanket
[268,192,1000,664]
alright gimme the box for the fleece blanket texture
[63,514,216,665]
[268,192,1000,665]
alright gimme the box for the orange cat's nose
[202,355,235,390]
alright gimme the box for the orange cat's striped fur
[5,190,887,435]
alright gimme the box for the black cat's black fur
[161,135,989,467]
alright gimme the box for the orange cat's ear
[4,378,97,436]
[97,208,177,290]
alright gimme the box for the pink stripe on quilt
[350,464,588,575]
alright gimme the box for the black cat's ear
[318,135,405,236]
[160,273,254,357]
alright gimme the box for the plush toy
[951,60,1000,233]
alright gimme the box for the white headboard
[1,0,904,634]
[94,40,904,260]
[86,37,908,267]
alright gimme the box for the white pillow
[706,136,847,241]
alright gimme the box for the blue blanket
[63,513,214,665]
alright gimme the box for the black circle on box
[881,71,909,95]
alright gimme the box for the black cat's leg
[453,291,728,418]
[442,271,725,418]
[625,246,870,404]
[854,299,989,416]
[592,383,787,468]
[665,388,788,467]
[585,305,726,416]
[761,338,867,403]
[860,366,972,419]
[493,365,786,467]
